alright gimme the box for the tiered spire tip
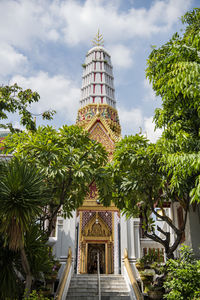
[92,29,104,47]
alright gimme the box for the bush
[140,250,164,266]
[164,246,200,300]
[26,290,52,300]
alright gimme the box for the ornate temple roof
[76,32,121,140]
[77,33,120,209]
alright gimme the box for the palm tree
[0,157,49,297]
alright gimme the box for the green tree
[0,234,23,299]
[0,83,55,132]
[25,224,54,284]
[146,8,200,203]
[98,135,188,259]
[0,158,50,297]
[0,224,53,300]
[3,125,108,236]
[164,246,200,299]
[97,8,200,260]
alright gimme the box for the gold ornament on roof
[92,30,104,46]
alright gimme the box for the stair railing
[55,247,72,300]
[97,250,101,300]
[124,248,144,300]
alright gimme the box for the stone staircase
[66,274,131,300]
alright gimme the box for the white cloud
[118,106,162,142]
[0,0,191,51]
[118,107,143,135]
[144,116,163,143]
[0,43,28,77]
[0,0,193,132]
[118,79,162,141]
[48,29,60,42]
[58,0,191,45]
[143,78,156,102]
[0,0,60,49]
[0,0,192,79]
[10,72,80,123]
[108,44,133,68]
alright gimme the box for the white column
[127,217,141,279]
[127,218,135,259]
[127,217,139,278]
[114,213,118,274]
[55,211,76,264]
[133,218,141,259]
[120,213,128,274]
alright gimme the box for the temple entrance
[87,243,105,274]
[79,212,114,274]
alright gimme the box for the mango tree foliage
[4,125,108,236]
[0,83,55,132]
[146,8,200,203]
[98,135,188,259]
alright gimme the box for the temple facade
[51,35,200,277]
[52,37,164,275]
[76,43,127,275]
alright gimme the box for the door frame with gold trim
[79,212,114,274]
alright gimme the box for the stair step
[66,274,130,299]
[66,296,130,300]
[67,291,130,296]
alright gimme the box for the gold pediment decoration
[89,122,114,153]
[86,115,120,143]
[82,213,111,238]
[76,104,121,142]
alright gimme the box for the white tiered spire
[77,32,121,138]
[80,44,116,109]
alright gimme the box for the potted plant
[26,289,52,300]
[142,252,163,268]
[140,270,154,293]
[51,270,57,281]
[54,260,61,270]
[147,285,164,300]
[135,258,145,272]
[45,271,57,283]
[39,287,52,298]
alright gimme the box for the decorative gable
[82,213,111,239]
[89,120,115,153]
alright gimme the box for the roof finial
[92,29,104,47]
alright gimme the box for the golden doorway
[87,243,105,274]
[79,212,114,274]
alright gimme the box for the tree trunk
[21,246,32,298]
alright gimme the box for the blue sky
[0,0,198,141]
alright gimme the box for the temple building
[0,31,200,299]
[51,35,200,285]
[52,33,165,278]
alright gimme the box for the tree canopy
[164,246,200,299]
[99,135,188,259]
[3,124,108,236]
[97,8,200,259]
[0,83,55,132]
[146,8,200,203]
[0,82,108,297]
[1,125,107,297]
